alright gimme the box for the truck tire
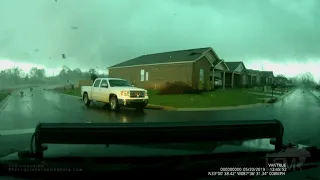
[109,96,119,111]
[83,93,91,107]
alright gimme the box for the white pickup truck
[81,78,149,111]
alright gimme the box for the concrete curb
[176,103,266,111]
[146,104,177,111]
[264,97,278,104]
[47,89,82,99]
[277,89,296,101]
[265,88,295,105]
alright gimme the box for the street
[0,87,319,157]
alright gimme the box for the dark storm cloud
[0,0,319,69]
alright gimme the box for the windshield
[0,0,319,161]
[109,79,132,87]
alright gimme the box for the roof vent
[169,56,172,59]
[189,52,197,56]
[189,52,201,56]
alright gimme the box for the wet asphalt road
[0,87,319,157]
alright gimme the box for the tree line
[0,65,317,88]
[275,72,318,87]
[0,66,106,87]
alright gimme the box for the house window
[140,69,145,81]
[199,69,204,82]
[145,72,149,81]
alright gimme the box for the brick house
[260,71,274,86]
[246,69,262,86]
[108,47,229,90]
[224,62,248,88]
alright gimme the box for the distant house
[225,62,248,88]
[108,47,229,90]
[246,69,262,86]
[260,71,274,85]
[79,79,93,87]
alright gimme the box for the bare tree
[300,72,315,87]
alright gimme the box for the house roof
[213,59,230,71]
[247,69,260,75]
[260,71,274,77]
[109,47,212,68]
[213,59,222,66]
[225,61,246,72]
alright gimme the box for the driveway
[0,87,319,157]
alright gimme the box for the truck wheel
[83,93,91,107]
[109,96,119,111]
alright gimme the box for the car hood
[0,139,308,160]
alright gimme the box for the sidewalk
[176,103,266,111]
[247,92,281,97]
[253,88,295,104]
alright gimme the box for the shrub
[207,80,213,91]
[198,80,204,90]
[265,97,277,104]
[158,81,201,95]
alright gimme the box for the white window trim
[140,69,145,81]
[199,69,204,82]
[145,72,149,81]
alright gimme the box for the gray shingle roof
[109,47,211,68]
[260,71,274,77]
[247,69,260,75]
[225,62,244,72]
[213,59,222,66]
[247,69,254,75]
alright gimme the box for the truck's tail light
[121,91,129,96]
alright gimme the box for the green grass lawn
[148,89,270,108]
[52,87,271,108]
[245,88,285,95]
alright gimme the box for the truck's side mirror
[131,85,134,87]
[101,83,108,88]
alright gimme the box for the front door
[92,79,101,101]
[99,79,110,102]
